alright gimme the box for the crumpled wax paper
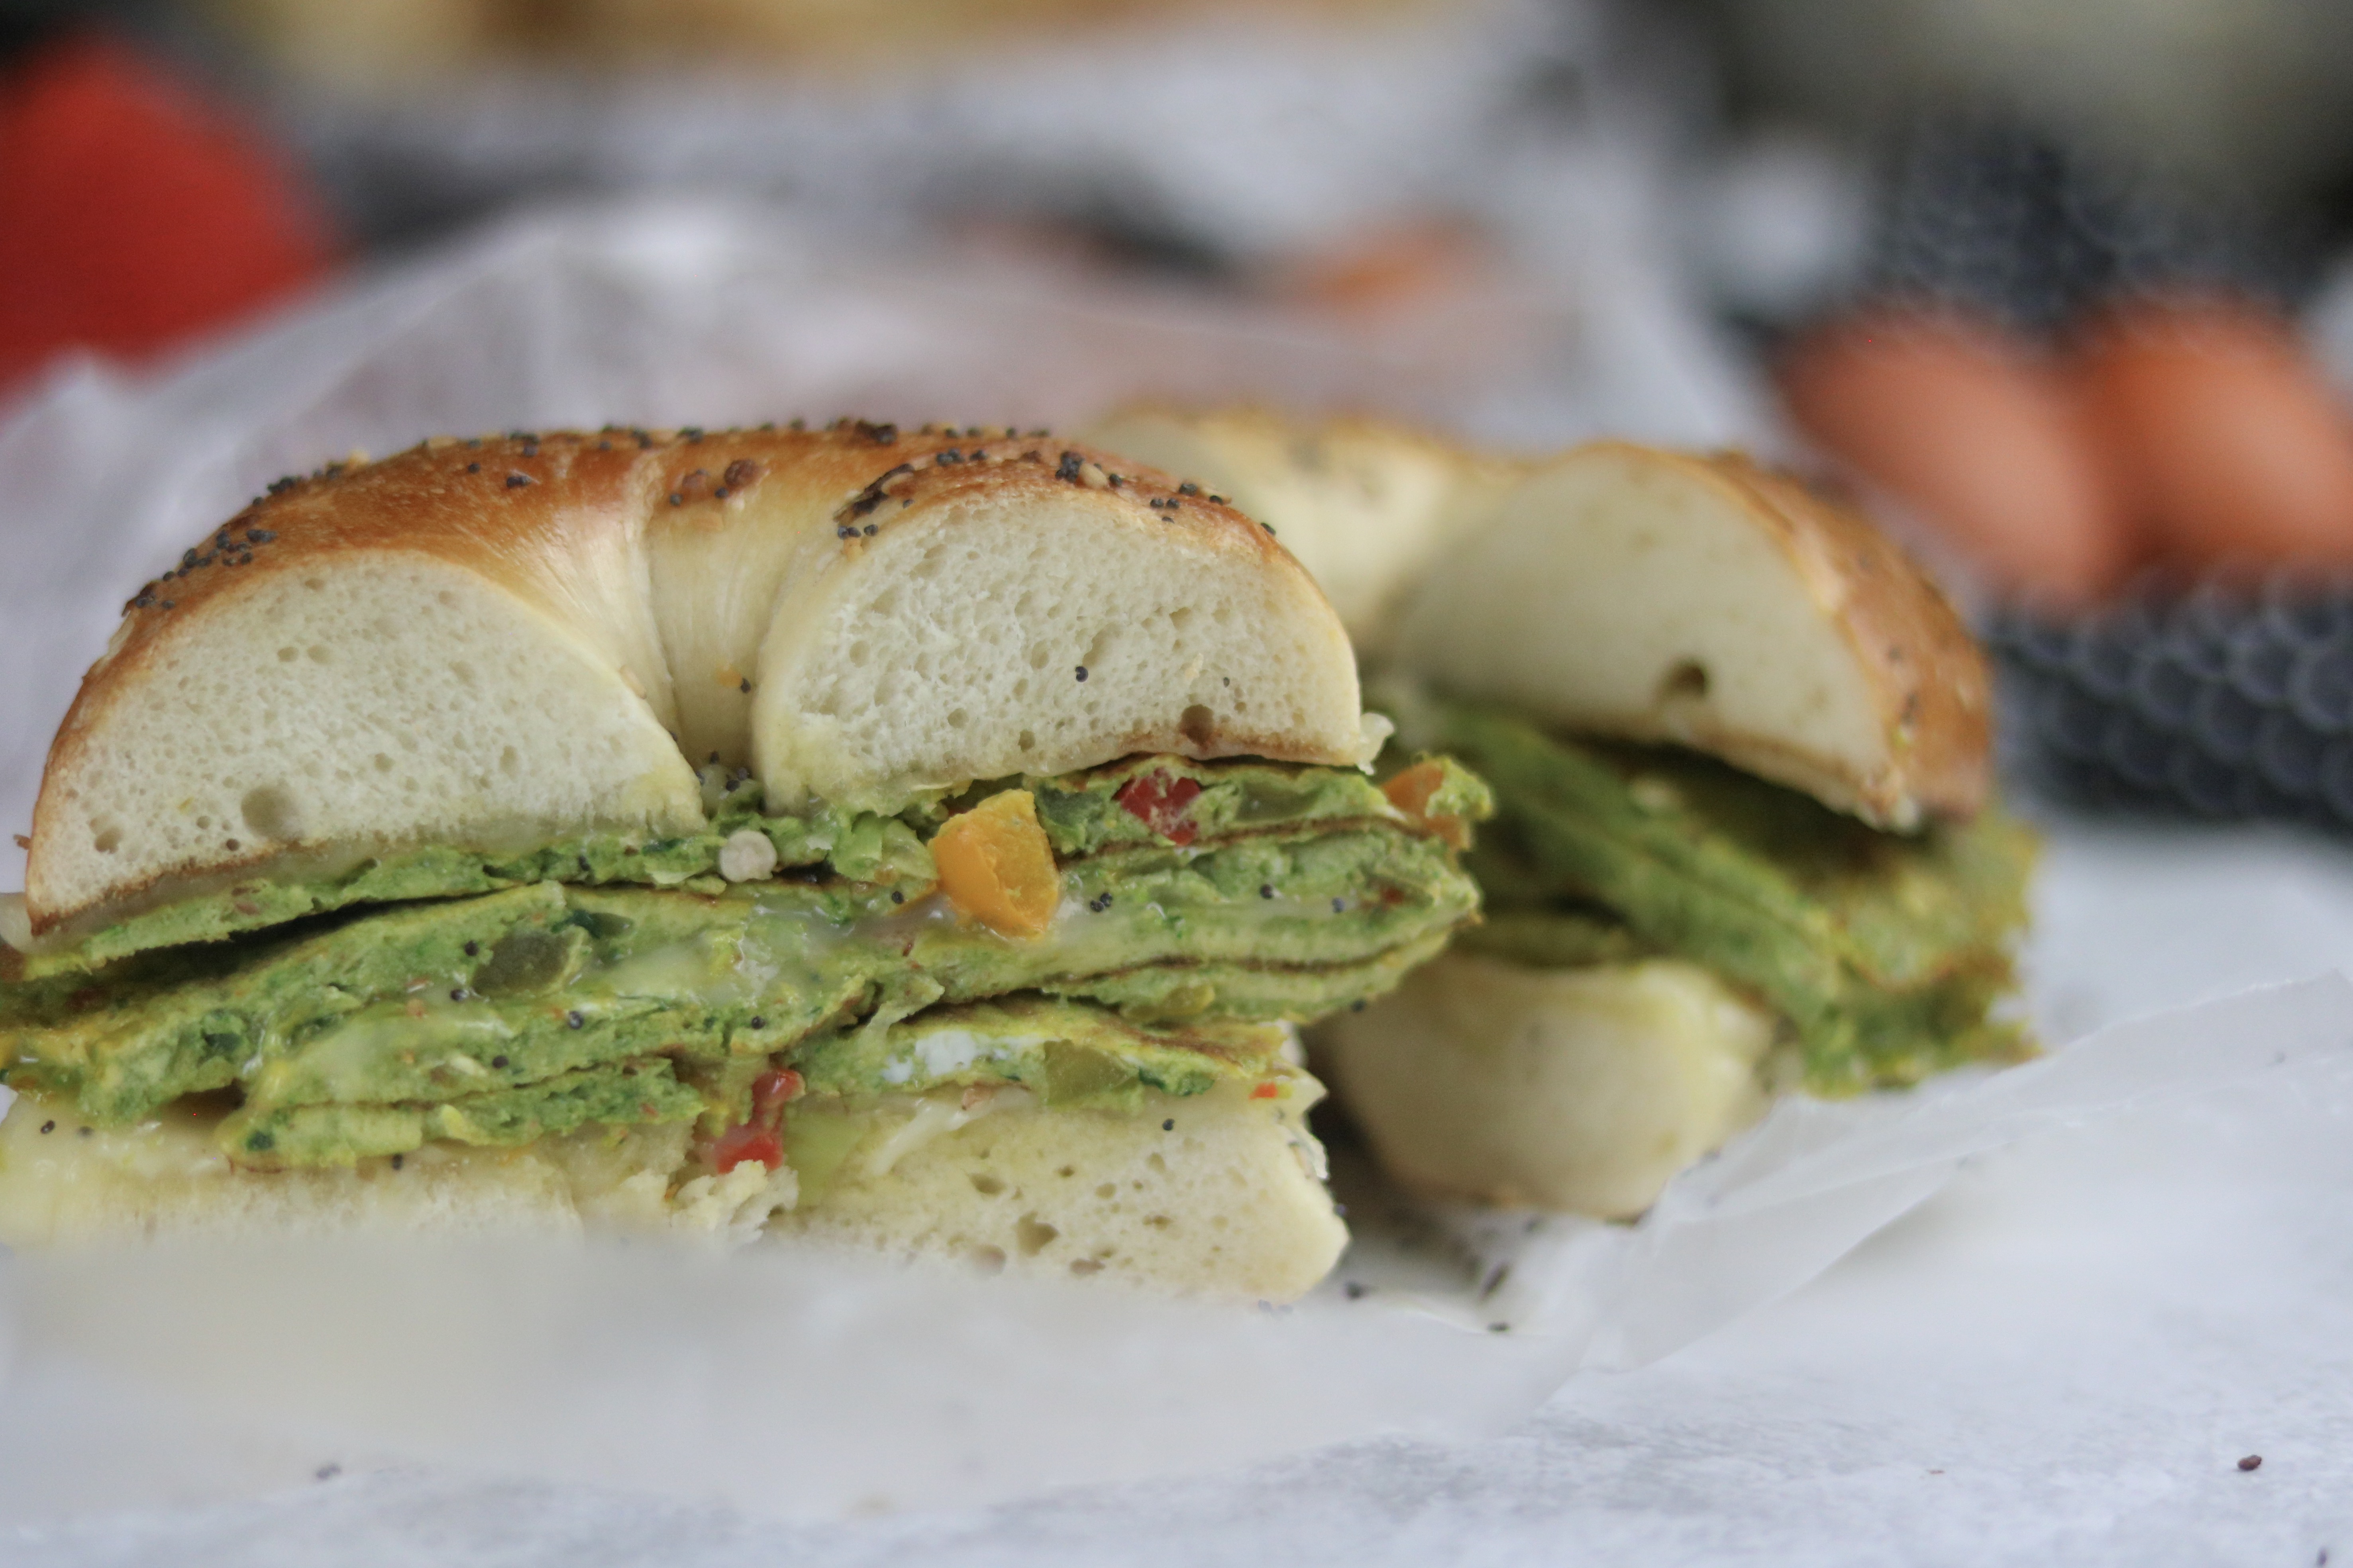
[0,204,2348,1554]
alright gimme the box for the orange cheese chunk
[1381,760,1470,850]
[930,789,1060,939]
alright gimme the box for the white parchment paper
[0,966,2342,1533]
[1,202,2349,1558]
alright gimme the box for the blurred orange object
[2074,294,2353,580]
[0,32,336,393]
[1776,306,2136,608]
[1271,220,1489,318]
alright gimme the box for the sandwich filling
[1420,702,2034,1092]
[1,754,1488,1172]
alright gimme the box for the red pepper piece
[713,1066,803,1172]
[751,1067,804,1120]
[712,1122,783,1174]
[1115,773,1204,846]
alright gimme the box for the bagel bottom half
[1313,954,1777,1218]
[0,999,1345,1302]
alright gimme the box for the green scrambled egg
[1419,702,2037,1093]
[0,756,1489,1168]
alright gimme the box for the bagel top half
[23,422,1377,946]
[1087,407,1989,829]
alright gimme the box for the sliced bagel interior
[24,425,1376,958]
[0,424,1492,1296]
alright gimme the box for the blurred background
[15,0,2353,840]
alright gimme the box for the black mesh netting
[1990,585,2353,824]
[1854,113,2318,332]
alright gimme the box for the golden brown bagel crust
[26,422,1359,938]
[75,423,1297,678]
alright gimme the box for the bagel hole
[92,825,121,855]
[1015,1215,1058,1256]
[239,785,301,842]
[1179,705,1215,746]
[1659,659,1711,704]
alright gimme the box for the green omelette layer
[1423,703,2036,1093]
[794,995,1284,1109]
[0,756,1487,1168]
[210,998,1290,1172]
[19,747,1474,978]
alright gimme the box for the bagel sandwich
[0,422,1490,1299]
[1086,410,2033,1217]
